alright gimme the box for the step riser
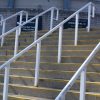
[1,69,99,81]
[0,76,100,92]
[0,93,100,100]
[0,51,96,57]
[3,41,99,47]
[0,56,84,63]
[0,95,50,100]
[0,56,100,63]
[9,63,100,72]
[5,35,100,41]
[6,30,100,38]
[0,61,96,71]
[0,45,96,51]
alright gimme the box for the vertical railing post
[3,64,10,100]
[34,17,39,41]
[80,68,87,100]
[18,12,23,35]
[56,9,59,20]
[58,25,63,63]
[74,13,79,46]
[14,28,19,56]
[34,41,41,86]
[87,4,91,32]
[92,6,95,18]
[25,12,28,22]
[50,8,54,30]
[1,21,6,47]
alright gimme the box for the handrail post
[34,41,41,86]
[34,17,39,41]
[56,9,59,20]
[58,25,63,63]
[50,8,54,30]
[92,6,95,18]
[53,8,59,21]
[19,12,23,35]
[1,21,6,47]
[80,68,87,100]
[25,12,28,22]
[14,28,19,56]
[3,64,10,100]
[87,4,91,32]
[74,13,79,46]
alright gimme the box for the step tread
[6,68,100,74]
[10,61,100,66]
[0,83,100,97]
[0,93,52,100]
[0,50,94,52]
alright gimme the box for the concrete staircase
[0,28,100,100]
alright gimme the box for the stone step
[0,55,100,63]
[3,39,100,46]
[5,30,100,38]
[1,50,100,57]
[0,74,100,92]
[4,33,100,41]
[0,83,100,100]
[0,45,96,51]
[6,61,100,73]
[0,68,100,81]
[0,55,88,63]
[0,60,100,74]
[0,93,51,100]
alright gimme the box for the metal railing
[0,11,28,47]
[0,2,95,100]
[55,42,100,100]
[0,7,59,57]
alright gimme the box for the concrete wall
[15,0,63,9]
[71,0,100,13]
[0,0,100,33]
[0,0,7,8]
[0,0,100,13]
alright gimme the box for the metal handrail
[0,7,59,56]
[0,10,28,47]
[0,2,95,100]
[0,11,28,23]
[55,42,100,100]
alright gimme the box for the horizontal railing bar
[55,42,100,100]
[0,11,27,23]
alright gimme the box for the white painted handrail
[55,42,100,100]
[0,10,28,47]
[0,7,59,56]
[0,2,95,100]
[0,11,28,23]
